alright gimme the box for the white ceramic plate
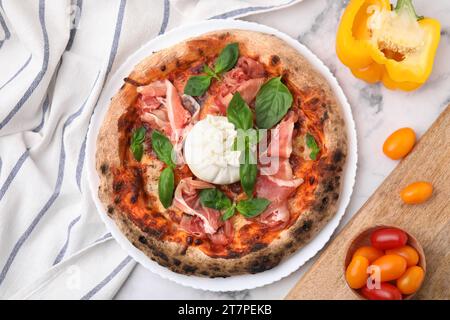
[86,19,357,292]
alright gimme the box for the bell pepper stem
[395,0,424,20]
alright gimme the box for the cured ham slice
[137,81,167,97]
[137,80,193,163]
[137,80,191,141]
[173,178,217,234]
[174,178,234,245]
[179,215,205,237]
[237,78,265,104]
[237,56,266,78]
[208,219,234,246]
[257,112,303,228]
[214,57,267,114]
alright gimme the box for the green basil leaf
[240,140,257,197]
[203,64,219,80]
[305,133,320,160]
[158,167,175,208]
[130,127,146,161]
[184,75,212,96]
[183,43,239,96]
[255,77,293,129]
[130,143,144,162]
[227,92,253,131]
[222,204,236,221]
[236,198,270,218]
[151,130,175,167]
[132,127,146,143]
[240,162,257,197]
[200,188,232,211]
[232,128,261,152]
[214,43,239,75]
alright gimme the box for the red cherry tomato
[370,228,408,250]
[360,283,403,300]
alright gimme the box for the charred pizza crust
[96,30,347,277]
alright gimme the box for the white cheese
[184,115,241,185]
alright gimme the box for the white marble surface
[115,0,450,299]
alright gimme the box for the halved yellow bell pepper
[351,63,423,91]
[336,0,391,70]
[336,0,441,91]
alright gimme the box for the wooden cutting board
[286,105,450,300]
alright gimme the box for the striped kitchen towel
[0,0,302,299]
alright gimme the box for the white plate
[86,19,357,292]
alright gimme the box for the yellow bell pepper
[336,0,391,70]
[336,0,441,90]
[351,63,423,91]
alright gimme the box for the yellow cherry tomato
[353,246,384,263]
[386,245,419,267]
[397,266,425,295]
[400,181,433,204]
[371,254,407,282]
[346,256,369,289]
[383,128,416,160]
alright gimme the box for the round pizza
[96,30,347,277]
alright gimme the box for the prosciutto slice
[214,57,266,113]
[137,79,191,139]
[137,80,193,163]
[256,112,303,228]
[174,178,233,244]
[237,56,266,78]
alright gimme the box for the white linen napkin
[0,0,302,300]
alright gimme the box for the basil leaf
[203,64,219,80]
[158,167,174,208]
[130,144,144,162]
[184,75,212,96]
[214,43,239,74]
[240,139,257,197]
[184,43,239,96]
[233,128,265,152]
[255,77,293,129]
[200,188,232,211]
[240,162,257,197]
[132,126,146,143]
[236,198,270,218]
[222,204,236,221]
[227,92,253,130]
[305,133,320,160]
[151,130,175,167]
[130,127,146,161]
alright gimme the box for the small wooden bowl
[344,225,426,300]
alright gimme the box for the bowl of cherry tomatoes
[344,226,426,300]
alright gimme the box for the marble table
[115,0,450,299]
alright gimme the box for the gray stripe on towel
[0,67,100,286]
[210,0,297,19]
[0,54,32,91]
[0,0,49,131]
[0,149,30,202]
[80,256,132,300]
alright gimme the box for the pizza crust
[96,30,347,277]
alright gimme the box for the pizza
[96,30,347,277]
